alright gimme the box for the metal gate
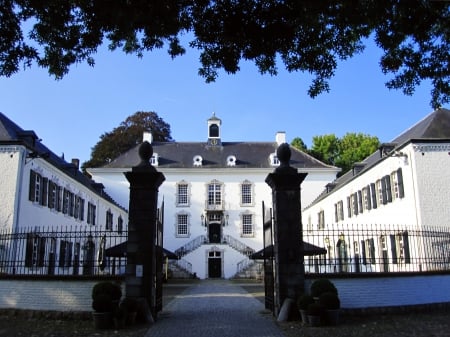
[262,201,275,312]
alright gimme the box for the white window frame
[175,212,190,238]
[207,180,223,208]
[240,180,254,206]
[176,181,190,207]
[318,210,325,229]
[391,171,399,200]
[240,212,255,237]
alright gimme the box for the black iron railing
[0,226,127,276]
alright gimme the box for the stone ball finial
[137,141,153,167]
[276,143,291,167]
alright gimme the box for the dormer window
[226,155,236,167]
[269,153,280,166]
[150,153,159,166]
[193,155,203,167]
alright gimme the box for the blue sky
[0,37,443,165]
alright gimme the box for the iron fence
[0,226,127,276]
[303,224,450,274]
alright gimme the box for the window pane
[241,183,252,205]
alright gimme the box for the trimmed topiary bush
[310,279,338,298]
[297,294,315,310]
[319,292,340,310]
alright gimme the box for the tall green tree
[305,133,379,175]
[1,1,449,108]
[291,137,308,152]
[82,111,173,172]
[309,134,340,166]
[335,133,380,174]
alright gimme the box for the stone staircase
[174,234,255,258]
[232,258,264,280]
[168,258,194,279]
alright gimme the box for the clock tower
[207,112,222,146]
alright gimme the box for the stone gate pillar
[125,141,165,320]
[265,143,307,320]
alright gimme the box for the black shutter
[361,240,366,265]
[403,232,411,264]
[29,170,36,201]
[25,233,34,267]
[334,204,338,222]
[397,168,405,198]
[367,185,372,210]
[41,177,48,206]
[369,238,376,264]
[347,196,351,217]
[38,237,46,267]
[370,183,377,209]
[390,235,398,264]
[59,241,66,267]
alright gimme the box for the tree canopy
[291,132,380,175]
[81,111,173,172]
[1,1,449,108]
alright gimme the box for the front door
[208,251,222,278]
[209,222,221,243]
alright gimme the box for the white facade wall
[16,158,128,231]
[412,143,450,227]
[0,146,23,231]
[89,164,337,279]
[302,142,450,230]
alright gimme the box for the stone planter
[92,312,113,329]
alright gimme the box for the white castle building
[0,112,128,276]
[88,114,339,279]
[302,108,450,274]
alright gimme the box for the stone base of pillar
[277,298,301,322]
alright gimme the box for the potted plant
[297,294,315,324]
[310,278,338,298]
[91,281,122,329]
[306,302,325,327]
[319,291,341,325]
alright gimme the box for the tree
[290,137,308,152]
[335,133,380,174]
[309,134,340,166]
[1,1,448,108]
[81,111,173,172]
[306,133,379,175]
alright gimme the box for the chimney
[71,158,80,170]
[143,131,153,144]
[275,131,286,145]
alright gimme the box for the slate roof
[0,112,124,209]
[103,140,336,170]
[305,108,450,208]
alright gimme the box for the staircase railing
[170,258,193,274]
[222,234,255,256]
[236,257,255,274]
[174,235,208,258]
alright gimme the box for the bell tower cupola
[207,112,222,146]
